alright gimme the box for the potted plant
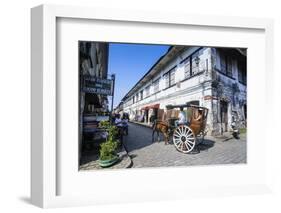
[98,125,119,167]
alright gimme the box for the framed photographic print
[31,4,274,208]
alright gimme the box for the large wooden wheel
[173,125,196,153]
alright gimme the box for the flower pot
[99,156,119,168]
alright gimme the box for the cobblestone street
[123,122,246,168]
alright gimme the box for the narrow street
[123,122,246,168]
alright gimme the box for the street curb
[121,144,133,168]
[125,154,133,168]
[120,153,133,169]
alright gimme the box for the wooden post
[110,74,115,124]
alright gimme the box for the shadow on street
[123,122,215,153]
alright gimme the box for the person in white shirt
[175,107,188,127]
[115,114,123,127]
[121,113,129,135]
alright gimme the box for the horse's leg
[152,129,155,143]
[157,130,160,142]
[164,130,169,145]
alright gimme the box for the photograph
[78,41,247,170]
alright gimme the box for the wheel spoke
[186,138,195,143]
[179,142,183,150]
[182,142,188,151]
[182,127,187,136]
[186,127,190,136]
[175,140,181,145]
[181,142,185,151]
[184,141,192,150]
[186,136,195,142]
[174,131,181,137]
[177,127,180,134]
[174,138,180,145]
[185,132,193,138]
[186,140,194,146]
[179,127,183,134]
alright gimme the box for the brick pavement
[123,122,246,168]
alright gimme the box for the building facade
[119,46,247,135]
[79,41,109,114]
[79,41,109,159]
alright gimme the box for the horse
[151,120,172,145]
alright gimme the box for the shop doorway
[220,100,228,133]
[145,109,149,123]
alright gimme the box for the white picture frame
[31,4,274,208]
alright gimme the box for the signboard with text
[82,75,113,96]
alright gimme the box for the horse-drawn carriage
[152,104,209,154]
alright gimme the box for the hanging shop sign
[82,75,113,96]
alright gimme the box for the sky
[108,43,170,109]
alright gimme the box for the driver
[175,107,188,127]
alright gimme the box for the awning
[141,104,160,110]
[141,106,148,110]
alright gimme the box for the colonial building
[79,41,109,113]
[79,41,109,159]
[119,46,247,135]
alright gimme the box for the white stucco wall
[122,47,247,135]
[123,47,213,121]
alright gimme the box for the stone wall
[209,48,247,135]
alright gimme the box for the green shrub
[99,120,110,129]
[108,125,118,141]
[99,139,119,161]
[99,125,119,161]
